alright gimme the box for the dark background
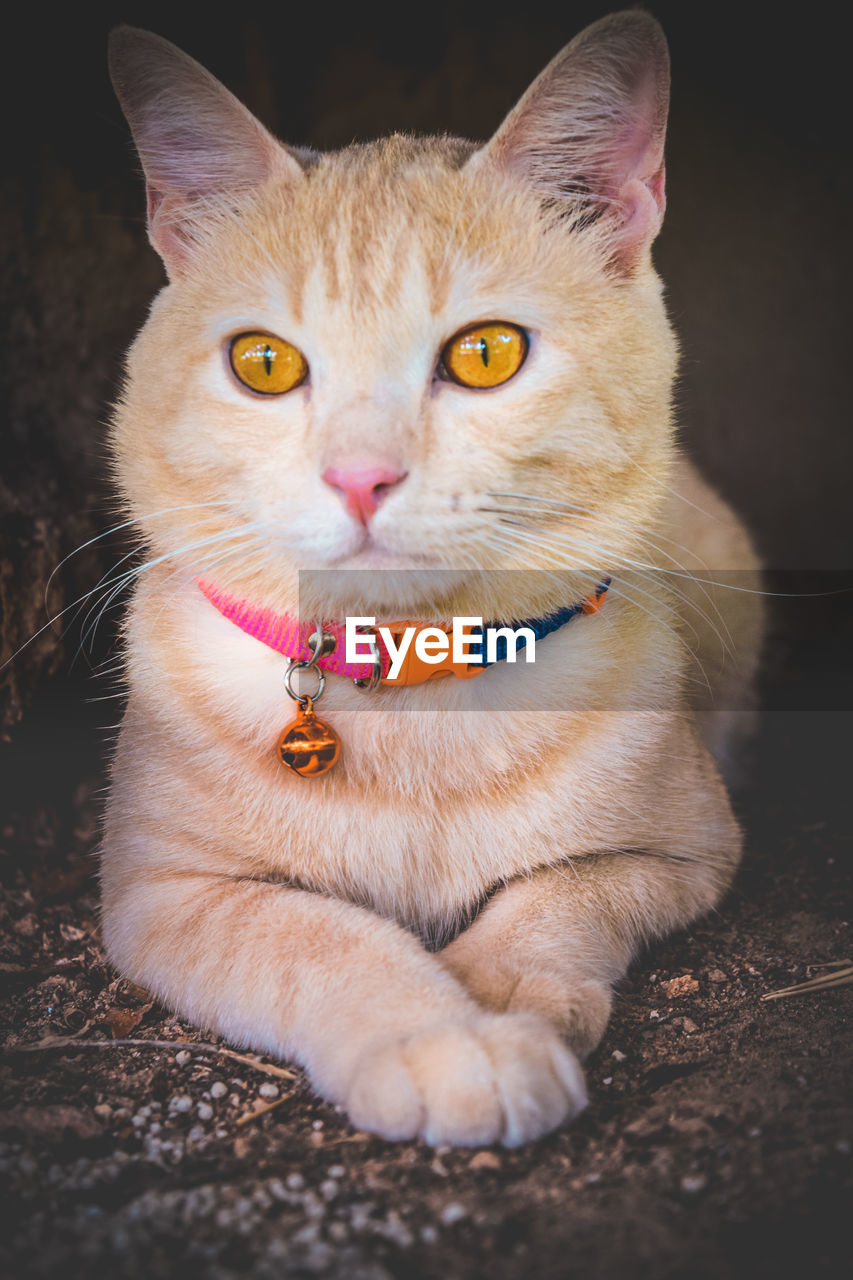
[0,5,850,1278]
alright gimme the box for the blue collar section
[472,576,611,667]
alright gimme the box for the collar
[197,577,610,687]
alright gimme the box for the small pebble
[171,1095,193,1113]
[312,1119,324,1130]
[93,1104,112,1121]
[680,1173,707,1194]
[440,1202,467,1227]
[327,1164,346,1178]
[175,1050,192,1067]
[210,1082,227,1099]
[707,969,726,984]
[468,1150,501,1171]
[420,1225,439,1244]
[285,1172,305,1191]
[661,974,699,999]
[320,1179,338,1201]
[602,1077,613,1085]
[258,1082,279,1100]
[611,1050,627,1063]
[682,1018,699,1034]
[197,1103,214,1122]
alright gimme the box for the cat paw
[440,939,612,1059]
[344,1012,587,1147]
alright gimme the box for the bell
[277,696,341,778]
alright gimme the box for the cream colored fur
[101,13,763,1146]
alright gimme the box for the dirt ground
[0,589,850,1280]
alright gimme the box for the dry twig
[235,1094,291,1126]
[4,1035,297,1080]
[761,961,853,1002]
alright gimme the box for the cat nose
[322,465,407,526]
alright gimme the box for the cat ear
[108,26,302,274]
[475,10,669,272]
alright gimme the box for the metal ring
[284,660,325,703]
[304,620,336,670]
[352,626,382,692]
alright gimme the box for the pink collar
[197,578,389,681]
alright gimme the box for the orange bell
[277,696,341,778]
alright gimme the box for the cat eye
[229,332,308,395]
[441,322,528,389]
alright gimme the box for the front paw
[344,1012,586,1147]
[440,940,612,1059]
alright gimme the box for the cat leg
[101,867,586,1146]
[439,843,739,1060]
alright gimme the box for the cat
[102,10,763,1147]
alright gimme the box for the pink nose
[322,465,407,526]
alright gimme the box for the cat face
[109,13,676,618]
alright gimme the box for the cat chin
[297,564,474,619]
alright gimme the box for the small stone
[327,1164,346,1178]
[747,1127,761,1138]
[328,1221,349,1243]
[420,1225,439,1244]
[175,1050,192,1067]
[611,1050,627,1063]
[707,969,726,984]
[661,975,700,999]
[680,1173,707,1194]
[681,1018,699,1034]
[197,1103,213,1122]
[210,1082,227,1099]
[602,1077,613,1085]
[311,1119,324,1130]
[320,1179,338,1201]
[468,1150,501,1171]
[93,1104,112,1122]
[171,1095,193,1113]
[440,1202,467,1227]
[258,1082,279,1100]
[649,1009,661,1020]
[285,1172,305,1191]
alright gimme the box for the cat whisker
[74,522,273,664]
[479,525,715,697]
[492,519,735,663]
[44,501,242,608]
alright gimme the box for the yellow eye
[442,322,528,389]
[229,332,308,395]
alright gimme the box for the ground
[0,592,850,1279]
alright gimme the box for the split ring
[284,660,325,704]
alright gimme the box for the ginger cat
[102,11,762,1146]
